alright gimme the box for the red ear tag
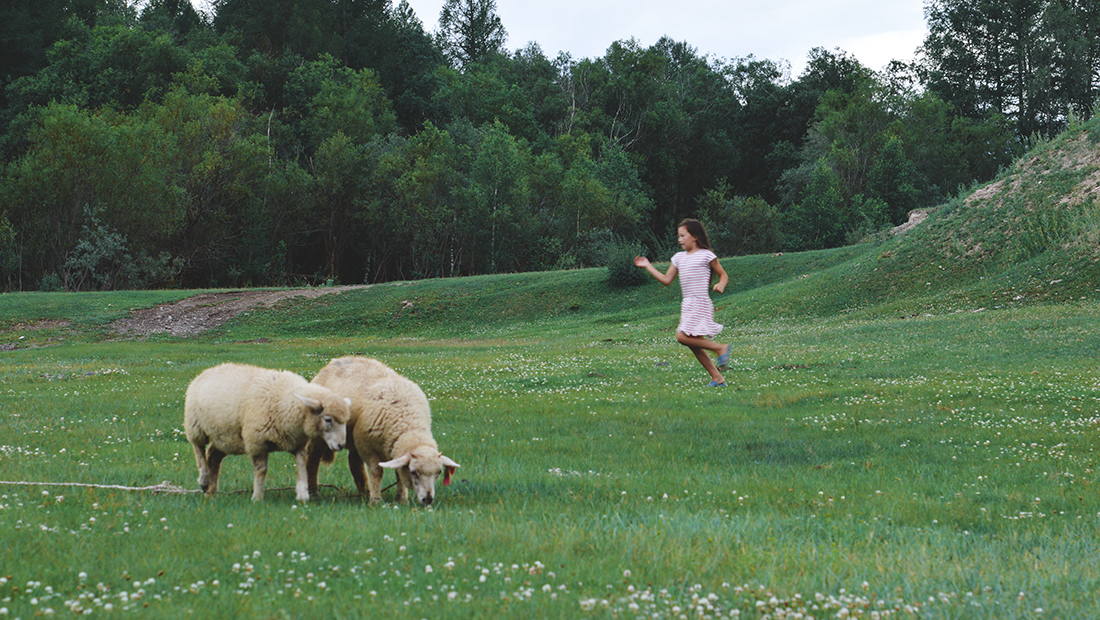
[443,466,454,486]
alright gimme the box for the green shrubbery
[605,238,648,287]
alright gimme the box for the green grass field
[1,260,1098,618]
[1,119,1098,618]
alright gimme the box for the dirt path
[109,285,369,337]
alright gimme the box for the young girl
[634,219,732,387]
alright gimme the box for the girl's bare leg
[676,332,726,355]
[688,345,725,383]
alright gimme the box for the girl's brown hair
[678,218,712,250]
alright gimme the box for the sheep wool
[309,356,459,506]
[184,362,350,502]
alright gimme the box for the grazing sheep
[184,362,351,502]
[304,356,397,497]
[308,356,459,505]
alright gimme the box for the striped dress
[671,249,723,337]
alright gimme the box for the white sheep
[308,356,459,505]
[184,362,351,502]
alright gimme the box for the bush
[843,195,892,245]
[39,273,63,291]
[62,206,183,290]
[696,182,783,255]
[606,238,647,287]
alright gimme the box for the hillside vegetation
[208,116,1100,341]
[1,118,1097,350]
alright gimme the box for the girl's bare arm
[710,258,728,293]
[634,256,677,286]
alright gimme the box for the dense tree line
[0,0,1097,290]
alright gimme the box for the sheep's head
[295,391,351,451]
[380,447,460,506]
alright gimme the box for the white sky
[189,1,929,77]
[402,0,929,76]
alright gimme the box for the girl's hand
[713,282,726,294]
[633,256,651,268]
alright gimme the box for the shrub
[62,206,183,290]
[39,273,63,291]
[606,238,647,287]
[696,182,783,255]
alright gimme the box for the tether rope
[0,480,377,495]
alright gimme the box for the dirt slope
[110,286,368,337]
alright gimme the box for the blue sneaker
[707,380,727,387]
[715,344,732,370]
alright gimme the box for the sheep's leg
[294,451,310,502]
[206,448,226,496]
[305,443,323,499]
[250,452,268,502]
[348,448,368,497]
[395,468,411,504]
[366,456,384,505]
[191,441,211,493]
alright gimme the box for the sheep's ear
[441,455,459,485]
[295,393,323,413]
[379,454,411,469]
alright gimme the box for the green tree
[342,0,445,131]
[1,103,185,285]
[6,22,193,113]
[437,0,506,68]
[213,0,331,58]
[921,0,1097,140]
[468,121,531,272]
[376,122,468,278]
[311,131,370,280]
[0,215,18,290]
[786,160,846,250]
[282,55,397,157]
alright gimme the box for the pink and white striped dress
[672,249,723,337]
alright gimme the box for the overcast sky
[401,0,929,76]
[188,1,929,77]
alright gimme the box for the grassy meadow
[1,256,1098,618]
[1,120,1099,618]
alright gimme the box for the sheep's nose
[422,495,434,506]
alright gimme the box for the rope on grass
[0,480,197,493]
[0,480,353,495]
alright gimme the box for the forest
[0,0,1097,290]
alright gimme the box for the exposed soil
[890,209,933,236]
[109,286,369,337]
[11,319,72,330]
